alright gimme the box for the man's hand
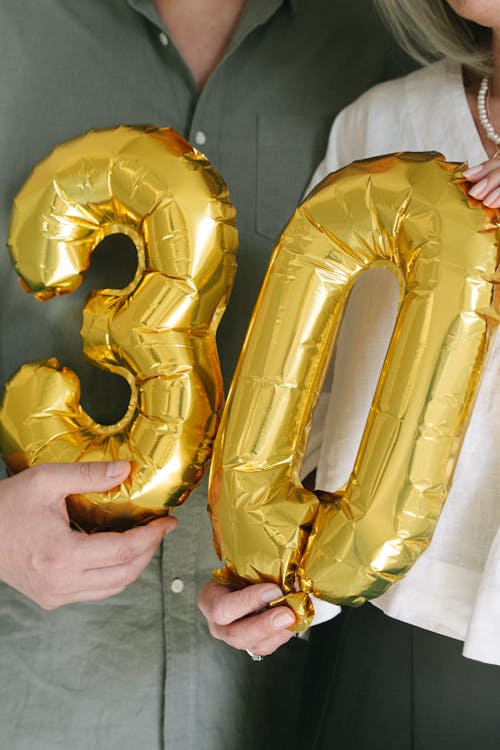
[0,461,176,609]
[198,579,296,657]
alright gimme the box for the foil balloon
[0,125,237,532]
[208,152,499,631]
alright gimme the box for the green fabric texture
[0,2,413,748]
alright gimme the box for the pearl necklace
[477,77,500,154]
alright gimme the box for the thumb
[200,581,283,625]
[36,460,131,500]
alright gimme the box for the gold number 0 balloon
[208,152,499,630]
[0,126,237,532]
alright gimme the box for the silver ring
[246,649,263,662]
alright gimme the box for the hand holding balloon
[198,580,296,657]
[0,462,176,608]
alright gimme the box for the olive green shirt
[0,2,412,748]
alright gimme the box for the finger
[198,580,283,625]
[244,630,296,657]
[463,158,500,180]
[467,168,500,199]
[79,539,164,590]
[211,605,296,649]
[40,586,128,609]
[483,186,500,207]
[31,461,131,504]
[71,515,177,570]
[34,525,170,601]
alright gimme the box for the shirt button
[159,32,169,47]
[194,130,207,146]
[170,577,184,594]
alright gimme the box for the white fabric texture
[305,60,500,664]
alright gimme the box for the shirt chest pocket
[256,113,332,240]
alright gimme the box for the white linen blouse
[303,59,500,665]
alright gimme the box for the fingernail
[272,610,296,629]
[483,187,500,206]
[105,460,130,478]
[260,586,283,604]
[469,178,488,197]
[463,164,484,178]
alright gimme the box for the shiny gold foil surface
[0,126,237,532]
[209,153,499,628]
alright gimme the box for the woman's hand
[198,580,296,657]
[464,158,500,207]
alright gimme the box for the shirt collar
[127,0,164,29]
[226,0,294,57]
[127,0,297,72]
[127,0,296,32]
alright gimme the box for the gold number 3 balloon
[208,152,499,630]
[0,126,237,532]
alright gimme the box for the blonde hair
[375,0,492,74]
